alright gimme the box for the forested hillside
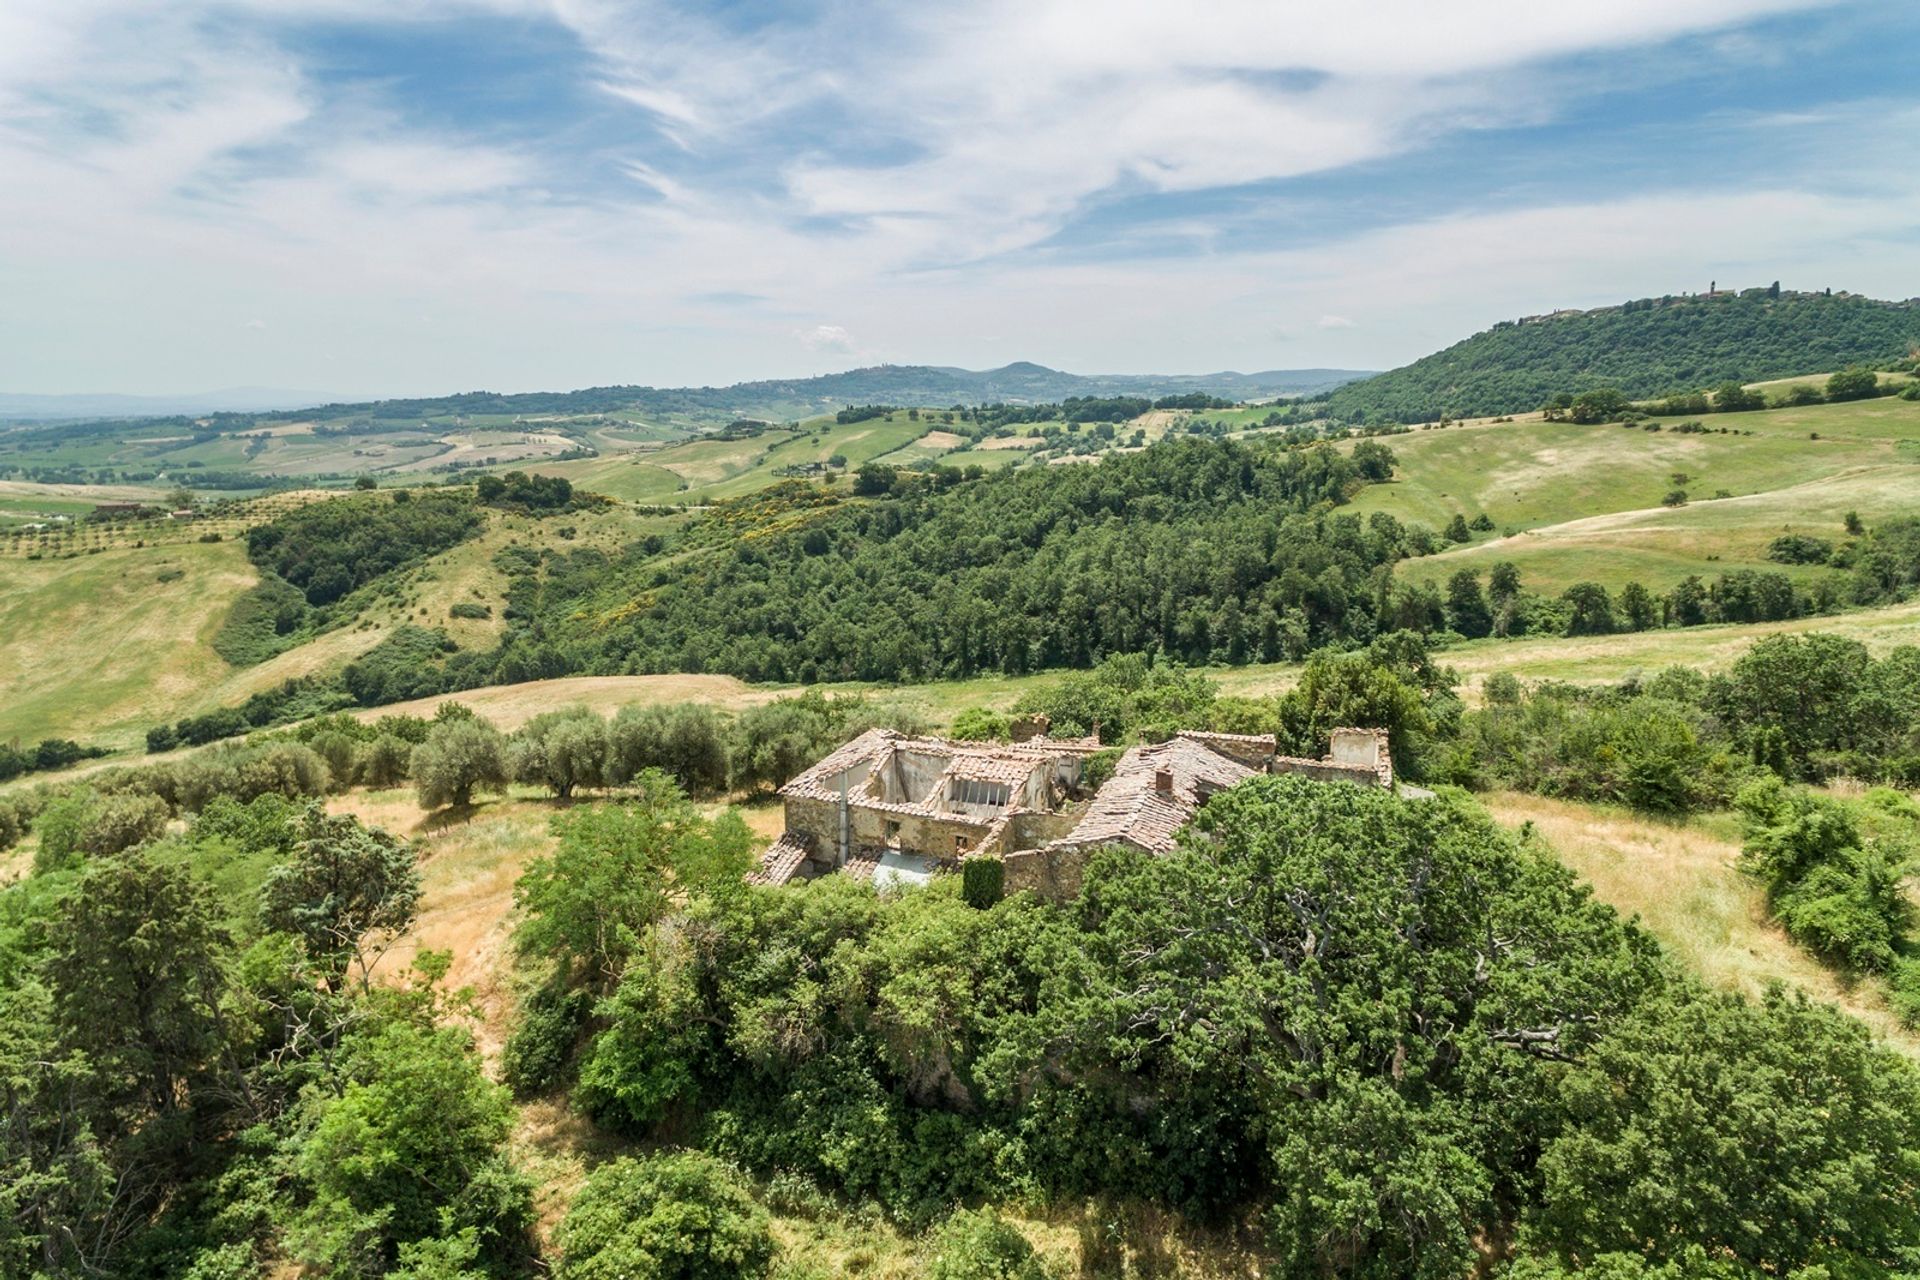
[488,438,1404,685]
[1322,288,1920,422]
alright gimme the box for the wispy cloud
[0,0,1912,395]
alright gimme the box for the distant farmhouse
[752,724,1408,898]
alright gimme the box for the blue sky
[2,0,1918,396]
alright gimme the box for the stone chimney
[1153,768,1174,795]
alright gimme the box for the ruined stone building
[749,724,1400,896]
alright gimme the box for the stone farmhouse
[750,724,1401,897]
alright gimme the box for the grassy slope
[0,500,687,750]
[526,413,969,503]
[1481,792,1918,1056]
[1352,393,1920,592]
[0,541,258,745]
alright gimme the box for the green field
[0,540,258,746]
[521,412,989,502]
[1351,393,1920,593]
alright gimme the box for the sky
[3,0,1920,397]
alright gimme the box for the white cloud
[0,0,1909,396]
[797,324,857,353]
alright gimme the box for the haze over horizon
[5,0,1919,397]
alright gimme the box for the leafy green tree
[1568,388,1630,423]
[1444,513,1472,543]
[1350,440,1396,482]
[1275,650,1434,778]
[507,707,611,799]
[294,1022,531,1276]
[1561,583,1616,636]
[1531,988,1920,1274]
[608,703,729,795]
[33,790,169,873]
[514,774,752,991]
[1824,366,1880,401]
[1444,570,1493,639]
[1488,561,1523,605]
[259,805,421,993]
[554,1152,773,1280]
[358,733,416,788]
[1666,575,1709,627]
[1710,382,1765,412]
[725,692,862,793]
[0,980,116,1279]
[1616,581,1660,632]
[48,849,230,1117]
[413,718,507,809]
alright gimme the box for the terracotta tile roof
[843,847,883,882]
[943,756,1036,786]
[747,832,814,886]
[1052,737,1259,855]
[778,727,898,800]
[780,729,1097,804]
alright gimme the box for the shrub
[1825,366,1881,402]
[554,1152,774,1280]
[925,1209,1047,1280]
[961,857,1005,909]
[949,707,1011,742]
[449,601,492,620]
[501,981,592,1097]
[1766,533,1832,565]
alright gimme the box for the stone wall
[1271,759,1381,787]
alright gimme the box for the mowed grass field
[1353,392,1920,593]
[0,540,258,745]
[526,412,988,503]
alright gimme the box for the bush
[555,1152,775,1280]
[949,707,1011,742]
[925,1209,1047,1280]
[961,857,1004,909]
[1766,533,1832,565]
[1825,366,1881,402]
[1889,957,1920,1029]
[449,601,492,620]
[501,980,592,1097]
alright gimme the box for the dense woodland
[1316,288,1920,422]
[490,438,1403,685]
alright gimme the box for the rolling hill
[0,362,1372,433]
[1322,287,1920,422]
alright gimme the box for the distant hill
[0,387,348,421]
[1320,288,1920,423]
[265,362,1373,427]
[0,364,1373,430]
